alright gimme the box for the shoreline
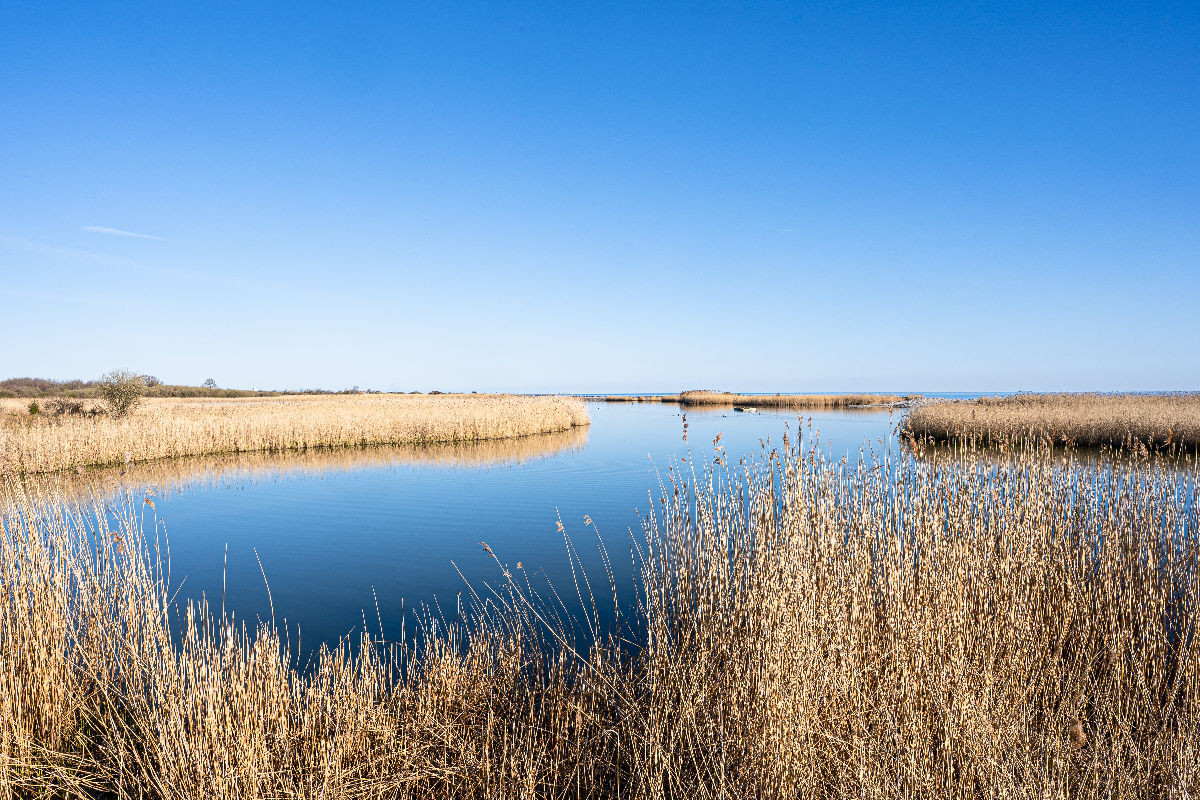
[902,392,1200,451]
[1,394,590,477]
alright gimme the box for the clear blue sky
[2,1,1197,392]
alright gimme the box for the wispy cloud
[3,233,297,295]
[9,287,95,305]
[2,233,215,285]
[0,234,136,265]
[83,225,166,241]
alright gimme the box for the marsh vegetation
[0,394,590,475]
[2,426,1196,798]
[904,392,1200,451]
[15,425,591,505]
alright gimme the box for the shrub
[27,401,39,416]
[46,398,88,417]
[97,370,147,418]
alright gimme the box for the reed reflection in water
[10,425,590,505]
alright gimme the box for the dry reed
[904,392,1200,451]
[0,394,590,475]
[3,431,1197,798]
[13,425,588,505]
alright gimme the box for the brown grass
[0,394,590,475]
[903,392,1200,451]
[3,436,1197,797]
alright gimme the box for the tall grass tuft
[2,433,1197,797]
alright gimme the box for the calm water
[117,402,902,647]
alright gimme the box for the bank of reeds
[3,433,1197,798]
[904,392,1200,451]
[0,394,590,475]
[14,425,589,505]
[676,390,910,407]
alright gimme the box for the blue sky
[2,1,1197,392]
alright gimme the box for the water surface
[83,402,902,647]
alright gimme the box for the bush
[46,398,88,417]
[98,370,147,418]
[27,401,39,415]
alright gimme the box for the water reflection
[902,434,1199,474]
[10,425,590,503]
[26,401,1186,654]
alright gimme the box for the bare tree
[98,370,147,417]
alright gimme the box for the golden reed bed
[903,392,1200,450]
[3,439,1196,798]
[0,394,590,475]
[12,425,588,505]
